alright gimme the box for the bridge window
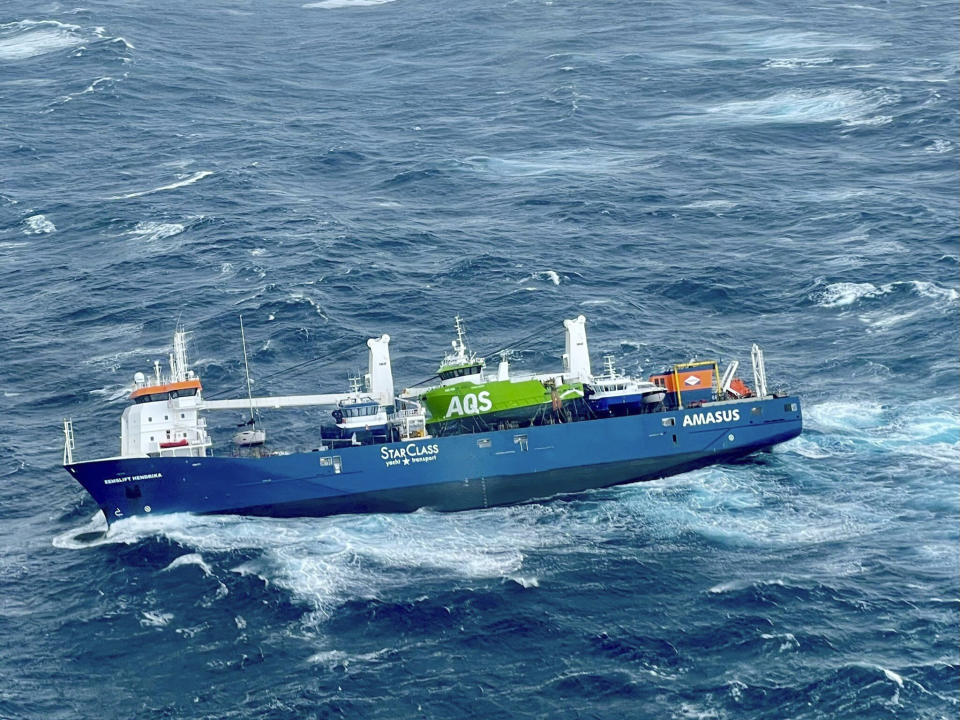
[439,365,482,381]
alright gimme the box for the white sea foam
[128,221,185,242]
[763,57,835,69]
[89,384,133,402]
[816,282,881,307]
[706,89,895,127]
[880,666,904,687]
[760,632,799,652]
[83,511,534,618]
[508,575,540,588]
[780,436,833,459]
[80,76,114,94]
[805,400,884,434]
[0,21,84,60]
[528,270,561,285]
[926,138,952,153]
[303,0,395,7]
[682,199,738,210]
[288,293,328,318]
[140,610,174,627]
[717,30,880,53]
[461,149,658,177]
[110,170,213,200]
[164,553,214,576]
[23,214,55,234]
[814,280,959,308]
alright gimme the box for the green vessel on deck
[418,317,584,434]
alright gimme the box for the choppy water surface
[1,1,957,718]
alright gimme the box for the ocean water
[1,0,957,717]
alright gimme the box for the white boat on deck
[585,356,666,416]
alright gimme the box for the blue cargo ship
[62,316,802,525]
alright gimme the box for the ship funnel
[563,315,591,381]
[367,335,395,407]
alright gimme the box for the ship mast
[240,315,256,426]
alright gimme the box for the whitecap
[80,76,114,95]
[23,214,55,234]
[0,21,84,60]
[760,632,799,652]
[110,170,214,200]
[814,282,880,307]
[128,221,185,242]
[140,610,173,627]
[288,293,328,318]
[911,280,959,303]
[508,575,540,588]
[89,384,132,402]
[531,270,561,285]
[163,552,214,576]
[926,138,952,154]
[880,666,904,688]
[813,280,959,308]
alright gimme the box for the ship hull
[66,396,802,525]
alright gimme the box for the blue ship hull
[66,397,802,525]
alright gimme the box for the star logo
[403,457,411,466]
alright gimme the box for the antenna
[453,315,467,357]
[240,315,256,425]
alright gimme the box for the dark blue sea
[1,0,957,717]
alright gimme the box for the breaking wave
[0,20,84,61]
[128,221,186,243]
[22,214,55,234]
[813,280,960,308]
[109,170,214,200]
